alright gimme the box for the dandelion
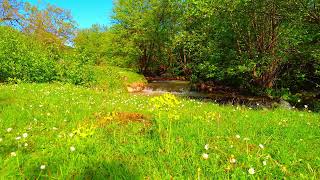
[40,165,46,170]
[204,144,209,150]
[70,146,76,152]
[259,144,265,149]
[22,133,28,138]
[248,167,255,175]
[263,160,267,166]
[16,136,21,140]
[7,128,12,132]
[202,153,209,160]
[235,135,240,139]
[10,152,17,157]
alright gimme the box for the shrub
[0,26,56,83]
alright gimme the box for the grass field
[0,69,319,179]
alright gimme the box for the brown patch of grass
[95,112,152,127]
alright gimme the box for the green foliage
[0,26,96,86]
[110,0,320,95]
[0,26,56,83]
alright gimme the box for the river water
[137,80,277,108]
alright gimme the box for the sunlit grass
[0,83,319,179]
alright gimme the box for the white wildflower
[40,165,46,170]
[0,138,2,142]
[52,127,58,130]
[70,146,76,152]
[22,133,28,138]
[24,143,28,147]
[263,160,267,166]
[16,136,21,140]
[243,137,250,141]
[235,135,240,139]
[202,153,209,160]
[248,167,255,175]
[204,144,209,150]
[259,144,265,149]
[304,105,308,109]
[10,152,17,157]
[230,157,237,164]
[7,128,12,132]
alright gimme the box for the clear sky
[24,0,114,29]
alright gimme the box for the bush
[0,26,95,85]
[0,26,56,83]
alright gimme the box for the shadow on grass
[80,161,139,180]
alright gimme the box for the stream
[137,80,279,108]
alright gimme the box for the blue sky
[24,0,114,29]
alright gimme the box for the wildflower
[304,105,308,109]
[243,137,250,141]
[40,165,46,170]
[70,146,76,152]
[202,153,209,160]
[259,144,265,149]
[10,152,17,157]
[7,128,12,132]
[263,161,267,166]
[69,133,74,137]
[298,99,301,103]
[229,157,237,164]
[204,144,209,150]
[22,133,28,138]
[16,136,21,140]
[235,135,240,139]
[52,127,58,130]
[248,167,255,175]
[24,143,28,147]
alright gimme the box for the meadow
[0,68,319,179]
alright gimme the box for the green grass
[92,66,146,92]
[0,82,319,179]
